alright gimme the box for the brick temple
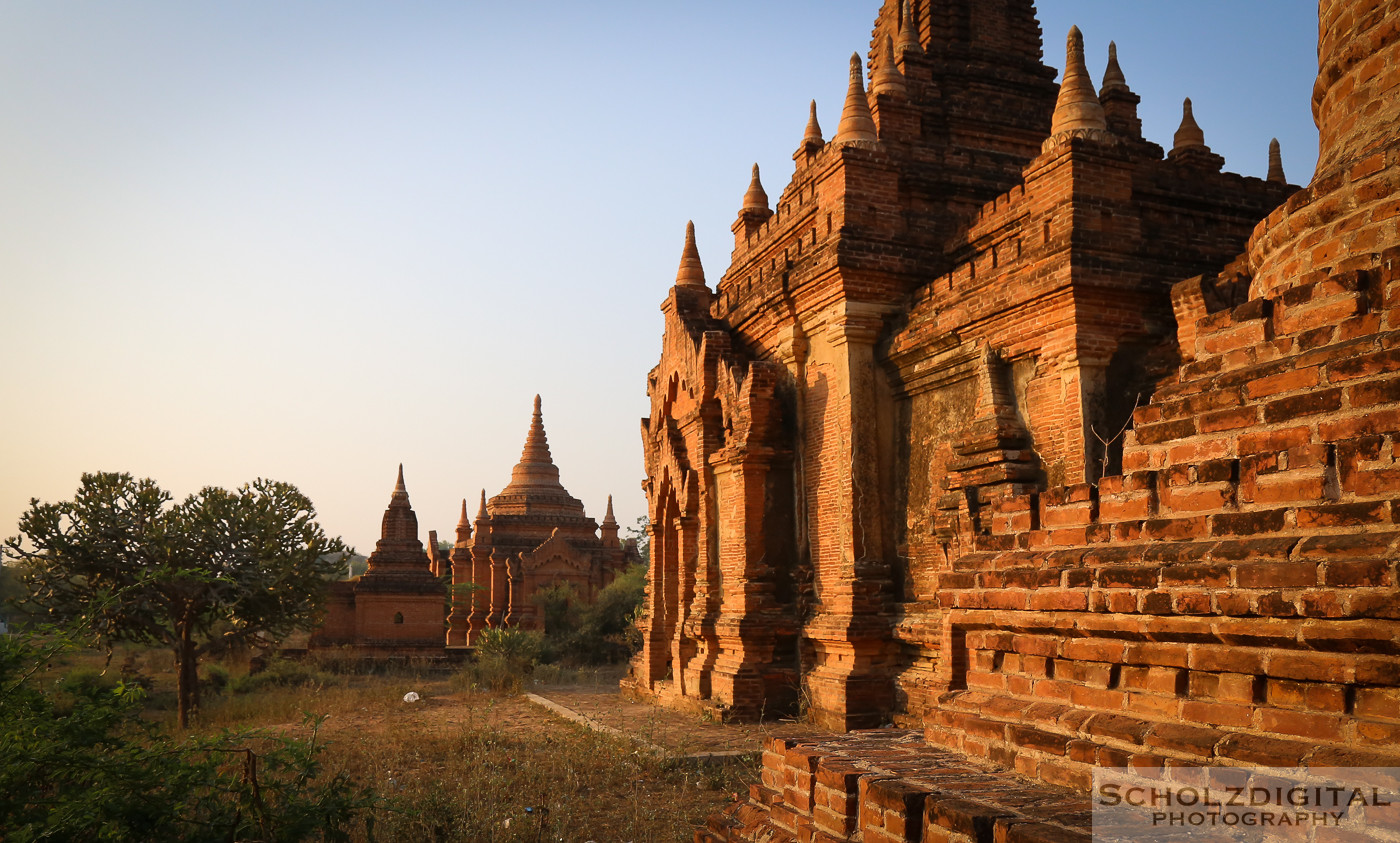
[630,0,1400,839]
[309,466,446,654]
[447,396,637,645]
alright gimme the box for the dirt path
[529,685,824,755]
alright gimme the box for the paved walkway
[527,684,824,758]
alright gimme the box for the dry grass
[49,646,755,841]
[321,707,749,841]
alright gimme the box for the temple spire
[496,395,568,499]
[794,100,824,161]
[452,498,472,546]
[1173,98,1206,151]
[1167,97,1221,169]
[1049,26,1107,138]
[1100,41,1127,93]
[475,489,488,520]
[804,100,823,145]
[1097,40,1142,140]
[896,0,923,57]
[872,35,907,97]
[833,53,877,144]
[600,494,620,546]
[374,464,420,548]
[675,221,707,288]
[392,463,408,504]
[1267,138,1287,183]
[519,395,552,465]
[741,164,770,213]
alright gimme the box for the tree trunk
[175,624,199,729]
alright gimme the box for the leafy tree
[0,626,377,841]
[533,581,581,640]
[582,563,646,659]
[624,516,651,567]
[0,561,34,630]
[4,472,350,728]
[345,553,369,579]
[529,565,646,665]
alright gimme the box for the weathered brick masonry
[633,0,1400,840]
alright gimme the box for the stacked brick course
[637,0,1400,840]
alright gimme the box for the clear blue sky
[0,2,1319,554]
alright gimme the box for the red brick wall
[308,581,357,647]
[353,593,443,648]
[919,250,1400,782]
[634,0,1351,743]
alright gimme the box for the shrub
[58,665,119,694]
[550,564,646,665]
[0,631,378,841]
[201,663,231,695]
[457,629,546,693]
[228,654,333,694]
[475,628,546,667]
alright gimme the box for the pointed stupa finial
[520,395,551,465]
[496,394,566,496]
[476,489,488,520]
[741,164,770,213]
[804,100,823,145]
[675,221,707,288]
[872,35,907,97]
[599,493,620,545]
[390,463,409,506]
[1267,138,1286,183]
[896,0,923,57]
[1048,26,1107,139]
[833,52,877,144]
[374,463,418,547]
[1173,98,1206,151]
[1100,41,1127,94]
[454,497,472,544]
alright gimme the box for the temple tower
[446,397,635,644]
[310,466,445,653]
[636,0,1293,731]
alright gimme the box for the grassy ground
[44,646,753,842]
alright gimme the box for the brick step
[944,529,1400,624]
[1170,264,1392,385]
[711,731,1093,843]
[925,690,1400,780]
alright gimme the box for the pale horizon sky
[1,1,1320,555]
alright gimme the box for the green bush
[0,631,378,842]
[201,663,231,695]
[475,627,546,666]
[535,565,646,666]
[456,628,546,693]
[228,654,333,694]
[454,568,647,691]
[58,665,119,694]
